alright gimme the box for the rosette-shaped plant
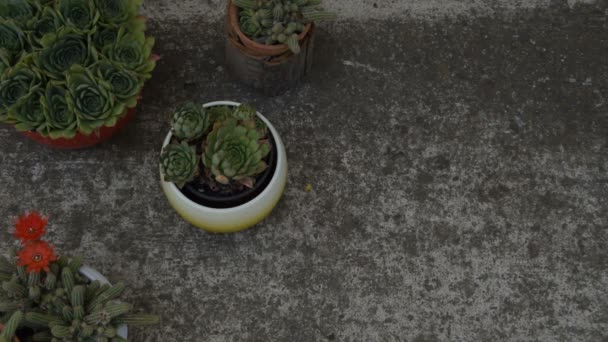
[203,118,270,187]
[0,65,41,120]
[57,0,98,30]
[0,0,33,22]
[41,81,77,138]
[171,102,210,141]
[9,86,46,133]
[38,29,92,79]
[96,60,141,107]
[95,0,142,24]
[0,19,25,59]
[27,7,61,46]
[0,0,155,139]
[66,65,122,134]
[104,27,155,76]
[160,142,199,188]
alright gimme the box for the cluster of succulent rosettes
[232,0,335,53]
[0,0,157,139]
[161,103,271,191]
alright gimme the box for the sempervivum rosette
[160,141,199,188]
[0,0,156,139]
[203,118,270,187]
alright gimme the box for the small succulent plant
[203,119,270,187]
[0,0,156,139]
[171,102,210,141]
[0,212,158,342]
[161,103,271,191]
[232,0,335,54]
[160,141,199,188]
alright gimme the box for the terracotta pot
[0,324,20,342]
[227,3,311,57]
[19,107,137,149]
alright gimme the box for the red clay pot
[228,3,311,57]
[19,107,137,149]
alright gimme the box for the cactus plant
[0,212,159,341]
[161,103,272,192]
[0,0,156,139]
[232,0,335,54]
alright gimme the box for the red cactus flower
[17,241,57,273]
[14,211,48,243]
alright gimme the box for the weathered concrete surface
[1,1,608,341]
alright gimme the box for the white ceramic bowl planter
[160,101,288,233]
[79,266,128,339]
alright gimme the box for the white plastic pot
[79,266,128,339]
[160,101,288,233]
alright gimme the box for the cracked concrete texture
[1,1,608,341]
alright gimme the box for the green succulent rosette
[95,0,141,24]
[66,64,123,134]
[203,118,270,186]
[0,19,26,59]
[41,81,77,138]
[9,86,46,132]
[103,28,154,76]
[38,29,94,79]
[0,64,41,120]
[92,24,118,50]
[96,60,141,106]
[207,105,233,123]
[28,7,61,45]
[171,102,210,141]
[0,0,35,23]
[57,0,99,30]
[160,141,199,188]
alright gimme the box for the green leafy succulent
[92,24,118,49]
[104,28,154,76]
[41,81,77,139]
[28,7,61,45]
[203,118,270,187]
[171,102,210,141]
[95,0,141,24]
[0,19,25,58]
[160,141,199,188]
[66,64,123,134]
[57,0,99,30]
[0,65,41,120]
[0,0,34,22]
[9,86,46,133]
[96,60,141,106]
[38,29,93,78]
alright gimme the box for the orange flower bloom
[17,241,57,273]
[14,212,48,243]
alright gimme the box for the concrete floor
[1,0,608,341]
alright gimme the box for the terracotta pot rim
[227,3,311,56]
